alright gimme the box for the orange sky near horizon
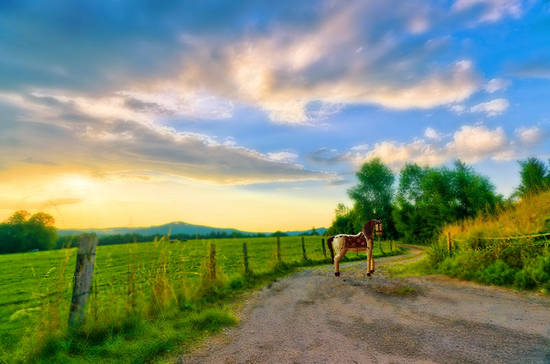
[0,167,337,231]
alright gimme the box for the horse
[327,219,383,277]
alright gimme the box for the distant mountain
[58,221,326,237]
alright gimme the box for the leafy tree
[325,207,361,236]
[392,161,500,243]
[0,211,58,254]
[516,157,549,197]
[348,158,397,237]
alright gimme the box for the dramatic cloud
[470,98,509,116]
[167,6,481,123]
[0,0,508,124]
[348,124,546,170]
[0,93,330,184]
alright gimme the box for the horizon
[58,220,327,233]
[1,1,550,230]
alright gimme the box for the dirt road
[179,246,550,364]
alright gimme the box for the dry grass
[443,191,550,241]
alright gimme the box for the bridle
[375,220,383,236]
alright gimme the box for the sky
[1,0,549,231]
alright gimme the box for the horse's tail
[327,236,335,264]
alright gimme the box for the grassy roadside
[430,191,550,293]
[384,244,433,278]
[2,242,402,363]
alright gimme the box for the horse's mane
[361,219,377,239]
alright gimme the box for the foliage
[325,206,362,236]
[392,160,501,244]
[0,210,58,254]
[348,158,397,237]
[430,190,550,291]
[327,159,501,244]
[515,157,550,198]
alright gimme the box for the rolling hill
[59,221,326,237]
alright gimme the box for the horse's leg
[334,249,347,277]
[371,247,375,274]
[333,238,346,277]
[367,240,373,276]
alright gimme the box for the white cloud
[267,152,299,163]
[348,124,546,170]
[515,126,544,145]
[450,104,466,114]
[453,0,522,22]
[485,78,509,93]
[424,127,442,140]
[470,98,509,116]
[449,125,510,161]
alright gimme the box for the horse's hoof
[366,272,371,277]
[335,272,340,277]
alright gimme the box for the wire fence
[448,231,550,251]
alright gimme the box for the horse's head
[375,219,383,237]
[362,219,383,238]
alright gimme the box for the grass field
[0,235,400,363]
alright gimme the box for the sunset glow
[1,1,549,231]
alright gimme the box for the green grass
[0,236,400,363]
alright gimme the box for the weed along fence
[446,231,550,253]
[57,234,399,329]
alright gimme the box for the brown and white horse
[327,219,383,277]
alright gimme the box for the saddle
[338,233,369,249]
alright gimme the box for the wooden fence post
[321,238,326,258]
[209,243,216,280]
[390,240,393,251]
[242,242,249,274]
[276,236,281,262]
[68,233,98,329]
[301,236,307,260]
[447,232,452,253]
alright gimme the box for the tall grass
[429,191,550,291]
[1,237,401,363]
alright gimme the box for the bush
[514,270,536,289]
[478,260,517,286]
[438,249,489,281]
[521,254,550,286]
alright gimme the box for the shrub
[521,254,550,286]
[478,260,517,286]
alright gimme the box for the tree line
[325,157,550,244]
[0,210,322,253]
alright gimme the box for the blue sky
[0,0,549,230]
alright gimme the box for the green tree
[516,157,549,197]
[393,161,500,243]
[347,158,396,237]
[0,210,58,254]
[325,207,360,236]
